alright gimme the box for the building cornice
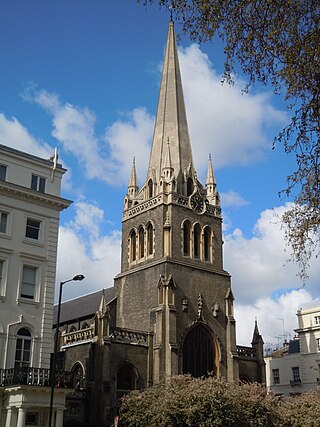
[115,256,231,279]
[0,181,72,211]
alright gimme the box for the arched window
[15,328,32,368]
[182,325,215,378]
[203,227,211,261]
[187,178,193,196]
[69,325,77,333]
[183,220,191,256]
[82,322,89,329]
[138,227,145,259]
[130,230,137,262]
[193,223,201,258]
[117,363,136,400]
[148,179,153,198]
[147,223,154,256]
[71,362,84,389]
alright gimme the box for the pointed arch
[138,226,145,259]
[193,223,201,258]
[203,226,212,262]
[116,362,138,400]
[129,229,137,262]
[182,324,217,378]
[187,177,193,196]
[182,220,191,256]
[146,222,154,256]
[148,179,153,198]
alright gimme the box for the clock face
[190,193,205,214]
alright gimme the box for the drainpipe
[3,315,23,369]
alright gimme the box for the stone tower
[115,19,239,382]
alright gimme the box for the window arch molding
[192,222,202,259]
[181,219,191,257]
[146,221,155,257]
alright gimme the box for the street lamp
[49,274,85,427]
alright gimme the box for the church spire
[148,20,194,186]
[128,157,138,198]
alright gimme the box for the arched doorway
[182,324,216,377]
[116,363,136,400]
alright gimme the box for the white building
[265,302,320,395]
[0,144,71,427]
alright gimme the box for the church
[55,20,265,427]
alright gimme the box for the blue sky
[1,0,319,346]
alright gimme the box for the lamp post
[49,274,85,427]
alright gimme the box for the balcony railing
[0,367,75,388]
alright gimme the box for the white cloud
[56,200,121,302]
[178,45,287,177]
[224,204,320,305]
[0,112,53,158]
[235,289,315,346]
[224,203,320,345]
[220,190,248,208]
[103,107,154,186]
[25,87,154,187]
[21,42,286,189]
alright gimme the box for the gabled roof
[53,287,115,326]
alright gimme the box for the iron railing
[0,367,76,388]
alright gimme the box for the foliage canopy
[120,376,320,427]
[142,0,320,278]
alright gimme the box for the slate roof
[53,287,115,326]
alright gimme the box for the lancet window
[193,223,201,258]
[148,179,153,198]
[187,178,193,196]
[182,220,191,256]
[130,230,137,262]
[203,226,212,262]
[147,222,154,256]
[138,226,145,259]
